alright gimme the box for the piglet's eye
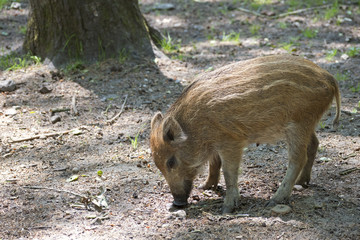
[166,156,177,169]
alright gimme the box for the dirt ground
[1,0,359,239]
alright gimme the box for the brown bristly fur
[150,54,341,213]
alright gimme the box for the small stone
[4,108,18,116]
[319,157,332,162]
[271,204,292,215]
[71,128,83,135]
[50,115,61,124]
[293,22,301,28]
[161,223,170,228]
[10,2,21,9]
[39,85,52,94]
[72,167,80,173]
[132,192,138,199]
[0,80,16,92]
[293,185,304,191]
[341,54,349,60]
[96,130,103,139]
[171,210,186,219]
[314,201,324,209]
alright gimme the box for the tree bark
[24,0,154,66]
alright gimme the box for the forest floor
[0,0,359,239]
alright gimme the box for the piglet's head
[150,112,195,207]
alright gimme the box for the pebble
[72,167,80,173]
[10,2,21,9]
[39,85,52,94]
[170,210,186,219]
[341,54,349,60]
[132,192,139,199]
[314,201,324,209]
[293,185,304,191]
[4,108,18,116]
[0,79,16,92]
[271,204,292,215]
[166,203,174,211]
[319,157,332,162]
[50,115,61,124]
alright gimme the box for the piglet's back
[167,55,339,142]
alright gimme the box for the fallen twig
[6,179,18,183]
[9,132,62,143]
[202,211,249,221]
[23,185,86,198]
[8,126,88,143]
[275,4,331,19]
[71,95,79,116]
[342,153,357,160]
[91,214,110,225]
[50,107,71,114]
[2,152,14,158]
[26,226,52,230]
[106,95,128,125]
[237,4,331,19]
[237,7,263,17]
[339,167,359,176]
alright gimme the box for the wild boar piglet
[150,54,340,214]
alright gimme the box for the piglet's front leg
[218,146,243,214]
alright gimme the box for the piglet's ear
[162,116,187,145]
[151,112,163,130]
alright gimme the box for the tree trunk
[24,0,154,66]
